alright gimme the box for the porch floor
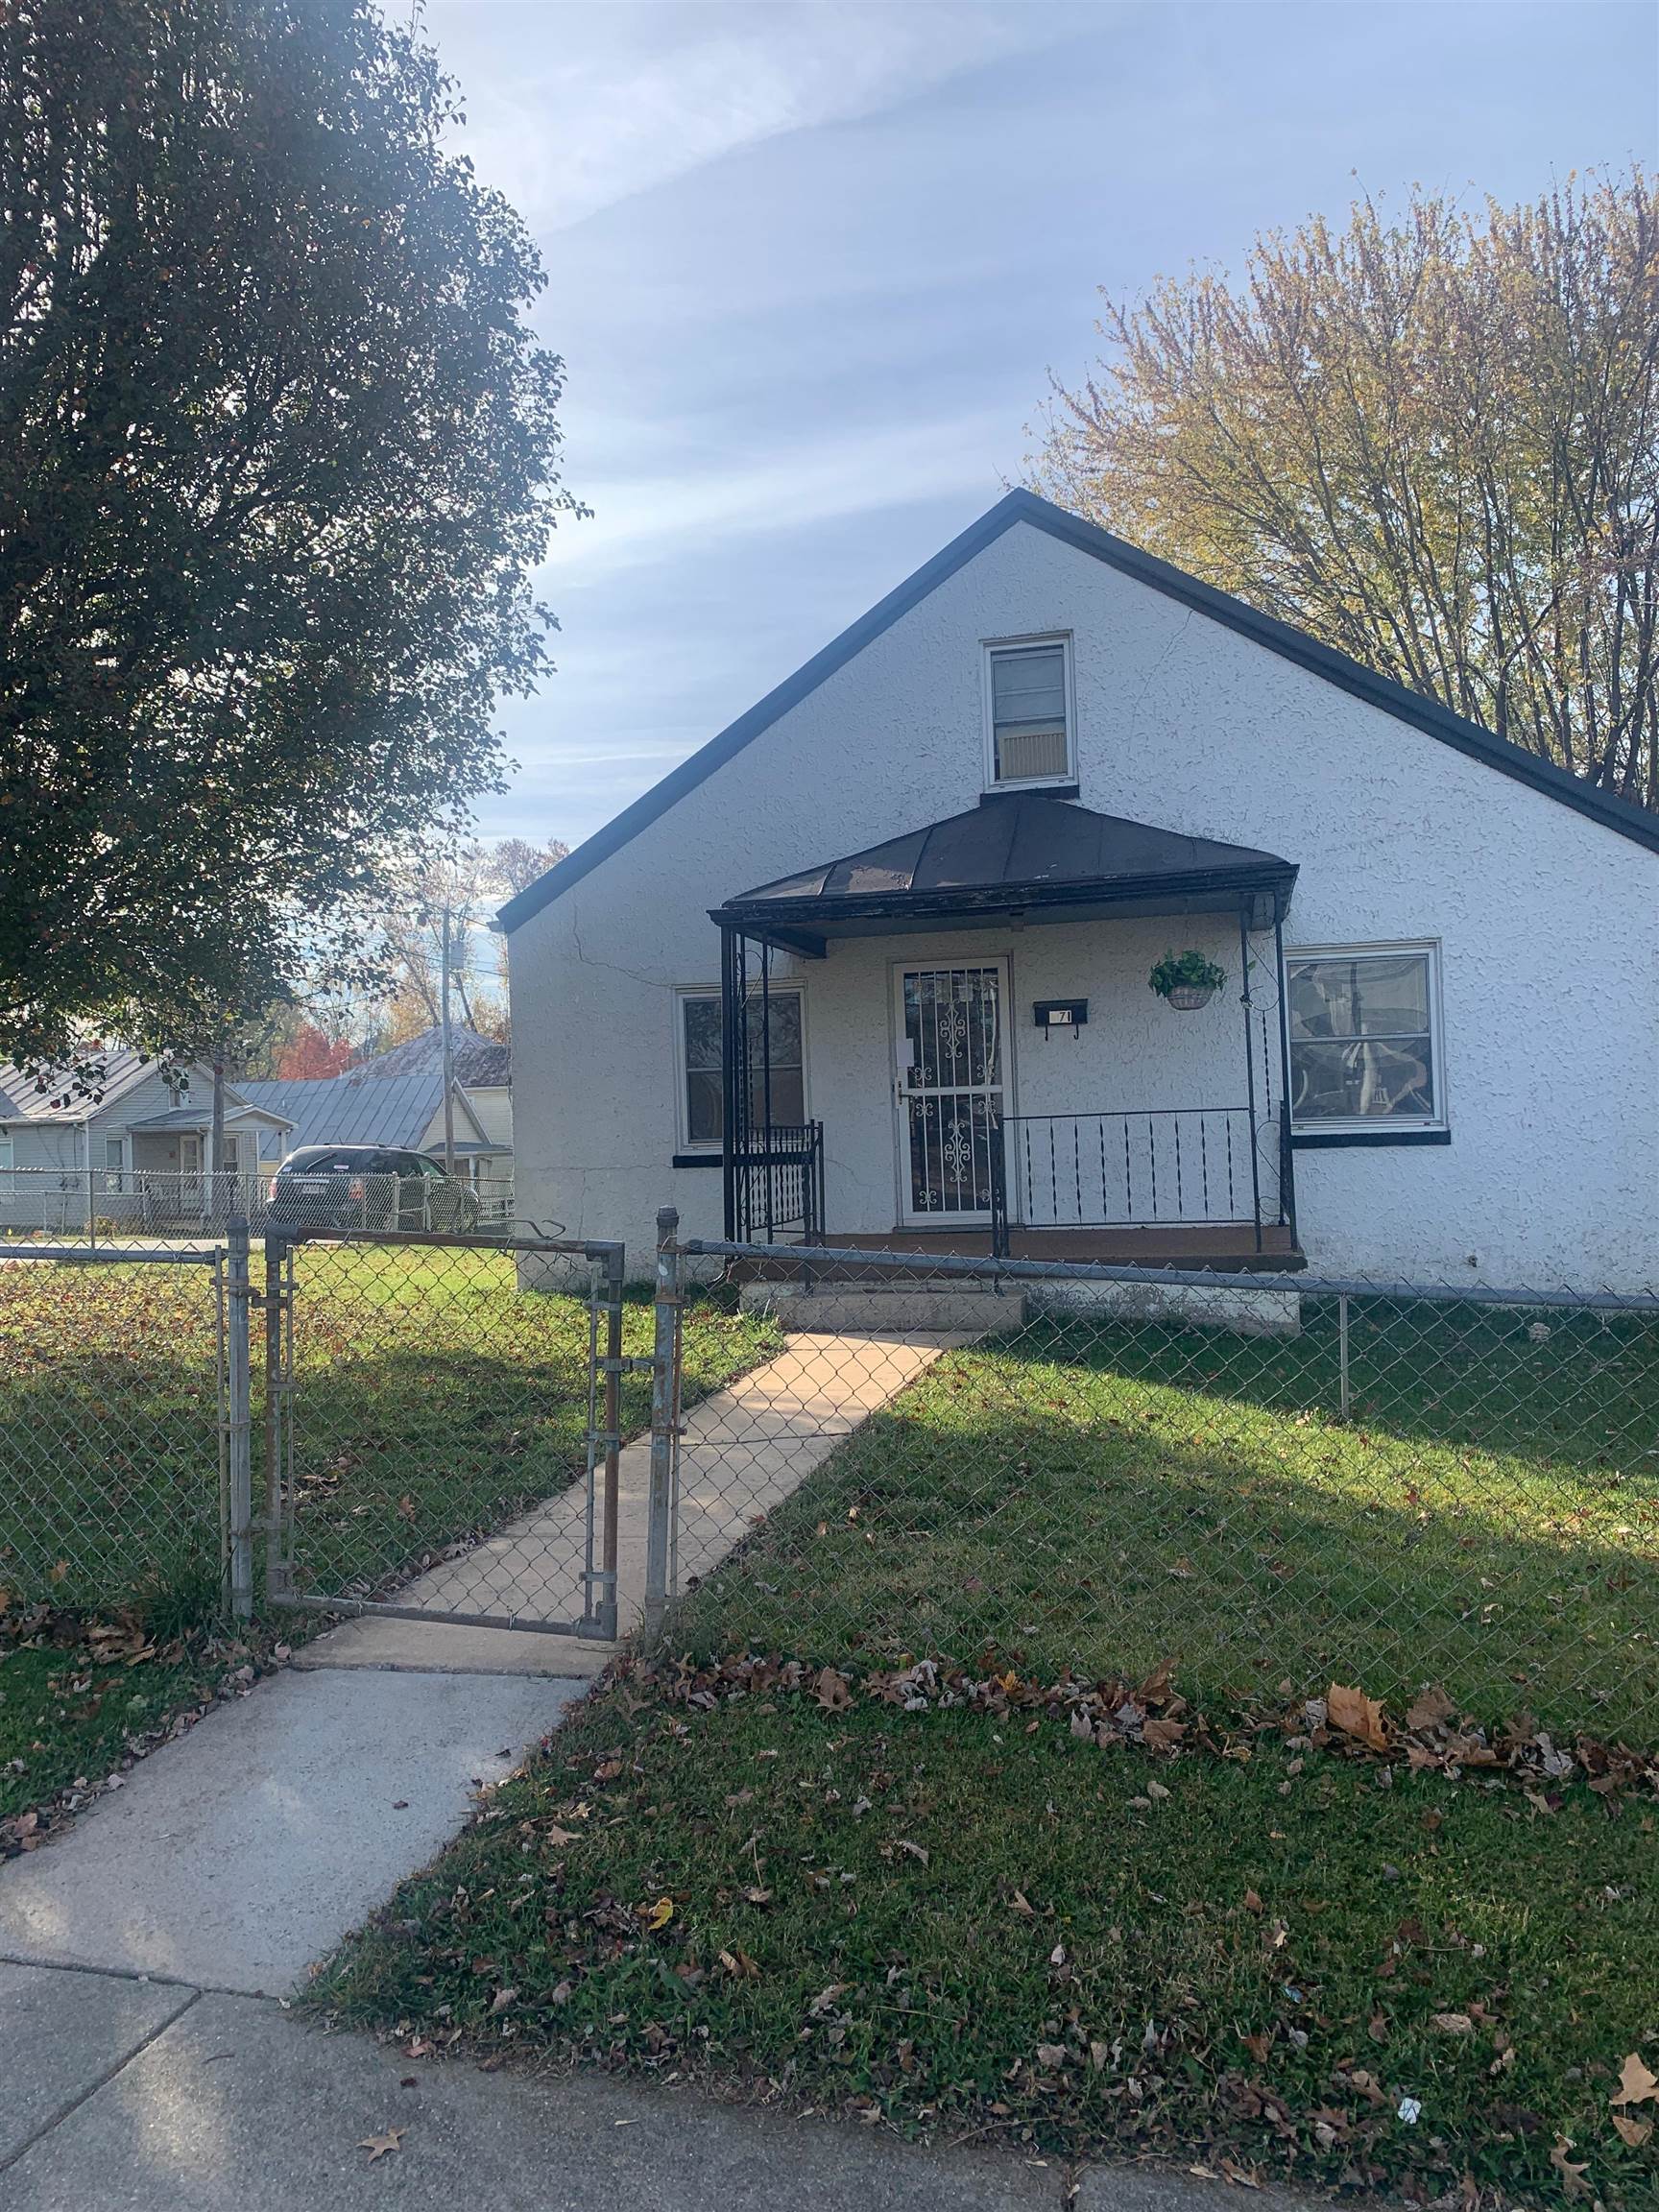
[740,1222,1305,1273]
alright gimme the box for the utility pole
[440,902,456,1176]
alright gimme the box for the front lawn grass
[315,1291,1659,2205]
[314,1681,1659,2208]
[685,1299,1659,1742]
[0,1245,781,1620]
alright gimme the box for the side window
[1286,944,1444,1130]
[676,987,805,1148]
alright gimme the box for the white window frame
[1284,939,1448,1135]
[981,632,1077,792]
[673,982,808,1154]
[104,1136,124,1170]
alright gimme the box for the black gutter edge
[498,488,1659,936]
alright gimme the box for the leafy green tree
[0,0,581,1069]
[1029,173,1659,807]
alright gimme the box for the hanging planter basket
[1149,951,1227,1012]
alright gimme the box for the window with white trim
[983,636,1074,787]
[1286,944,1444,1129]
[0,1134,12,1170]
[677,988,805,1148]
[104,1138,124,1170]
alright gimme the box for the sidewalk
[0,1960,1310,2211]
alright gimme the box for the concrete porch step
[738,1283,1025,1334]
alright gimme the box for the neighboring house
[239,1026,513,1187]
[498,489,1659,1289]
[0,1050,293,1226]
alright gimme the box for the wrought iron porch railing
[732,1120,825,1245]
[990,1105,1274,1256]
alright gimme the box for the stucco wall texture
[509,519,1659,1289]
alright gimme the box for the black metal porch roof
[712,793,1297,952]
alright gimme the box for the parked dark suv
[266,1145,480,1234]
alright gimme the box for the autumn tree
[0,0,580,1070]
[1028,172,1659,806]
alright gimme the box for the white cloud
[538,408,1008,579]
[440,4,1062,231]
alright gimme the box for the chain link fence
[0,1246,228,1625]
[265,1233,632,1637]
[657,1233,1659,1747]
[0,1165,517,1245]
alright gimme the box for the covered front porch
[709,792,1304,1268]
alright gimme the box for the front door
[894,962,1007,1225]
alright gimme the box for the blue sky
[421,0,1659,849]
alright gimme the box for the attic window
[984,637,1074,788]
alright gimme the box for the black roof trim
[497,489,1659,933]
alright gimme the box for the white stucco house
[498,491,1659,1290]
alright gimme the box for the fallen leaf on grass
[1430,2012,1475,2034]
[1612,2113,1653,2149]
[359,2128,405,2163]
[718,1946,760,1981]
[489,1987,517,2015]
[543,1824,581,1847]
[897,1839,928,1865]
[1242,1888,1264,1914]
[1329,1682,1389,1752]
[1405,1685,1456,1731]
[812,1667,853,1712]
[642,1897,674,1933]
[1611,2052,1659,2106]
[1550,2138,1591,2200]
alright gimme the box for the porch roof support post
[1271,907,1299,1248]
[719,925,738,1241]
[1238,900,1263,1252]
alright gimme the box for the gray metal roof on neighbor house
[713,792,1298,950]
[497,487,1659,938]
[126,1102,291,1135]
[356,1025,510,1087]
[0,1047,157,1121]
[236,1070,497,1156]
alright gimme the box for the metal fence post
[643,1208,681,1645]
[1337,1292,1352,1423]
[225,1217,253,1620]
[600,1242,625,1642]
[263,1233,290,1601]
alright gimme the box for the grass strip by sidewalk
[1,1616,292,1841]
[313,1669,1659,2208]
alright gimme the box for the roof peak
[497,487,1659,936]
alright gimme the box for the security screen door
[894,963,1006,1225]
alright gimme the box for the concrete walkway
[0,1963,1312,2212]
[298,1327,962,1675]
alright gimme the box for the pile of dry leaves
[626,1649,1659,1806]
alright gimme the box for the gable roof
[0,1048,229,1124]
[497,488,1659,937]
[236,1070,493,1155]
[355,1024,510,1088]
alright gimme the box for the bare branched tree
[1028,171,1659,807]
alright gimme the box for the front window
[985,637,1073,786]
[1286,945,1443,1127]
[679,988,805,1147]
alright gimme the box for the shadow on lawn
[683,1303,1659,1743]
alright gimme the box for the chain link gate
[259,1231,630,1643]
